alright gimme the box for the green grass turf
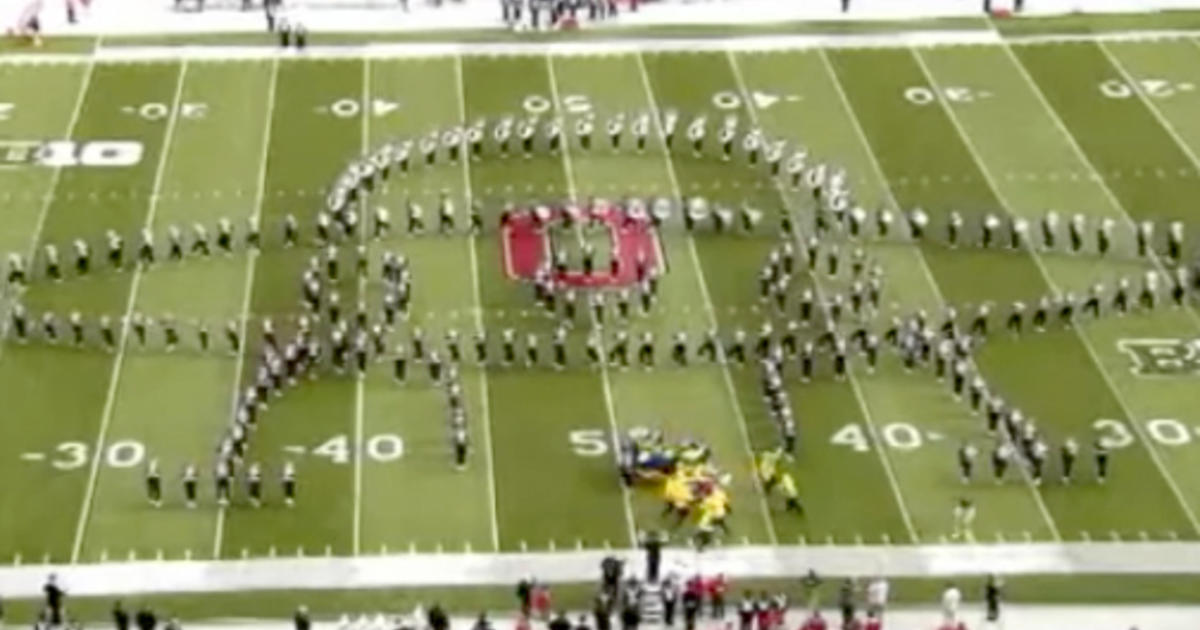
[3,37,1200,602]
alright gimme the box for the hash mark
[1109,530,1121,542]
[241,548,249,559]
[20,452,45,461]
[1081,531,1091,543]
[879,533,887,545]
[1023,530,1032,542]
[296,546,304,558]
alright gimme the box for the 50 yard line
[454,54,502,552]
[545,53,639,547]
[634,51,779,545]
[72,60,190,564]
[212,56,281,561]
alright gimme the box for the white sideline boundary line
[5,28,1200,65]
[70,60,190,564]
[9,542,1200,597]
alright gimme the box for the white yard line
[544,52,638,547]
[212,56,281,561]
[910,46,1200,537]
[455,53,502,552]
[352,56,372,558]
[71,60,190,564]
[633,50,780,545]
[814,45,1062,542]
[725,49,916,544]
[0,60,96,360]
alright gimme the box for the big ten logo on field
[500,202,664,289]
[0,140,144,168]
[1118,338,1200,376]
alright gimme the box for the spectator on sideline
[112,601,130,630]
[984,574,1003,623]
[516,576,534,617]
[549,611,571,630]
[706,573,727,619]
[802,570,823,610]
[941,581,962,623]
[799,610,827,630]
[837,578,856,628]
[639,530,663,583]
[134,607,157,630]
[294,606,311,630]
[43,574,64,626]
[427,603,448,630]
[865,575,889,619]
[531,582,552,620]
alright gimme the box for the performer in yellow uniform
[662,471,693,525]
[695,485,730,549]
[756,448,783,493]
[778,472,803,514]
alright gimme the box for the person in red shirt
[531,583,552,620]
[706,574,728,619]
[799,611,827,630]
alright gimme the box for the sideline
[3,28,1200,65]
[4,542,1200,597]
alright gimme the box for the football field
[4,33,1200,567]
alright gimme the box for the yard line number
[831,422,927,452]
[311,433,405,464]
[569,429,608,456]
[123,102,208,121]
[903,86,990,106]
[1094,417,1196,449]
[1099,78,1195,100]
[26,440,147,470]
[522,94,593,116]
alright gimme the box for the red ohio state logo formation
[501,202,663,287]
